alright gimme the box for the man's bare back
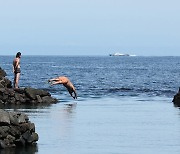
[48,76,77,99]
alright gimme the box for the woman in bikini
[13,52,21,88]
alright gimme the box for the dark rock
[27,132,39,143]
[17,113,29,124]
[0,78,12,88]
[9,126,21,137]
[3,78,12,88]
[36,95,43,103]
[172,88,180,107]
[0,67,7,78]
[6,135,15,144]
[19,96,26,103]
[2,94,9,102]
[0,110,10,125]
[14,88,25,94]
[7,88,15,97]
[42,96,57,104]
[0,126,9,138]
[19,123,31,133]
[0,100,4,104]
[0,138,16,148]
[9,97,16,104]
[31,132,38,141]
[25,88,50,100]
[28,123,35,132]
[0,110,39,148]
[0,88,5,94]
[14,93,21,101]
[0,83,4,88]
[15,136,26,146]
[0,87,58,105]
[30,100,37,104]
[15,101,21,105]
[0,67,12,88]
[22,130,31,141]
[0,139,7,148]
[0,67,58,105]
[9,112,19,126]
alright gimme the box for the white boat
[109,53,130,56]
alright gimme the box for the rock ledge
[0,67,58,105]
[0,109,38,148]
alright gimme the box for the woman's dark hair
[16,52,21,58]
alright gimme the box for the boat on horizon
[109,52,137,57]
[109,53,129,56]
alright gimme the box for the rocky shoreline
[0,67,58,105]
[0,109,38,148]
[172,88,180,107]
[0,87,57,105]
[0,67,58,149]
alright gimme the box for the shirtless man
[13,52,21,88]
[48,76,77,99]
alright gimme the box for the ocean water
[0,56,180,154]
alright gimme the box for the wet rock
[0,83,4,88]
[9,113,19,126]
[9,97,16,104]
[0,109,10,125]
[9,126,21,137]
[19,123,33,133]
[36,95,43,103]
[42,95,57,104]
[0,67,6,78]
[22,130,31,141]
[0,110,39,148]
[0,67,11,89]
[0,100,4,104]
[0,126,9,138]
[25,88,50,100]
[0,77,12,89]
[15,136,26,146]
[0,67,58,105]
[172,88,180,107]
[0,87,58,105]
[6,135,15,144]
[3,78,12,88]
[17,113,29,124]
[27,132,39,143]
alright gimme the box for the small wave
[107,87,133,93]
[136,88,153,93]
[30,62,55,64]
[91,87,176,98]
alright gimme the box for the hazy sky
[0,0,179,56]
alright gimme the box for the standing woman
[13,52,21,88]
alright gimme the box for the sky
[0,0,179,56]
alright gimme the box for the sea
[0,56,180,154]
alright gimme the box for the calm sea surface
[0,56,180,154]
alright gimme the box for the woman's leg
[15,73,20,88]
[13,73,16,88]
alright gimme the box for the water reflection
[0,144,38,154]
[0,103,53,110]
[63,103,77,114]
[51,103,77,138]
